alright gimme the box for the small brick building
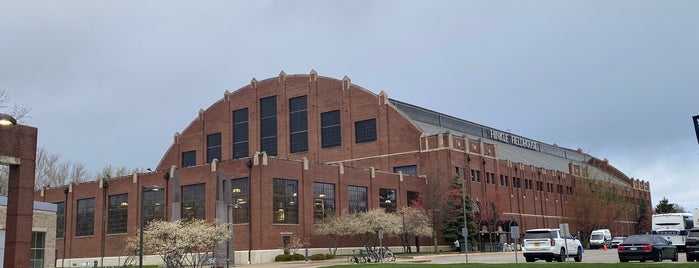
[37,71,652,265]
[0,196,56,268]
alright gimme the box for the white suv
[522,228,583,262]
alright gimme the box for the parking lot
[420,248,692,264]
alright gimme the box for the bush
[325,253,335,259]
[275,254,292,261]
[310,253,327,260]
[292,253,305,261]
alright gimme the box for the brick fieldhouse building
[37,70,651,266]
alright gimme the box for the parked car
[611,236,626,248]
[590,229,612,249]
[522,228,583,262]
[686,228,699,262]
[617,234,678,262]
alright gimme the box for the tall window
[393,165,418,176]
[143,189,165,224]
[55,202,65,238]
[107,193,128,234]
[407,191,420,207]
[76,198,94,236]
[182,183,206,220]
[321,110,341,148]
[289,96,308,153]
[30,231,46,268]
[313,182,335,222]
[348,185,367,214]
[260,96,278,156]
[273,179,298,224]
[231,178,249,224]
[355,118,377,143]
[207,133,222,163]
[233,108,249,159]
[182,150,196,168]
[379,188,396,213]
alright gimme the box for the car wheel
[574,247,583,262]
[672,250,678,262]
[545,258,552,262]
[558,248,566,262]
[620,258,628,263]
[654,250,663,262]
[688,256,695,262]
[525,257,535,262]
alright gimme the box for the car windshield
[613,237,625,241]
[622,235,653,244]
[689,230,699,237]
[524,231,551,239]
[591,234,603,240]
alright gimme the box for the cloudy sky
[1,1,698,210]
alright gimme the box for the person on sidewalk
[454,240,461,252]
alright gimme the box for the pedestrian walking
[454,239,461,252]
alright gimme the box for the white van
[589,229,612,249]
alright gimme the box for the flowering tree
[313,215,354,255]
[125,219,229,267]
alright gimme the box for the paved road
[240,248,690,268]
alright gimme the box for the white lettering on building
[488,129,539,150]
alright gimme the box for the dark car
[618,234,678,262]
[686,228,699,261]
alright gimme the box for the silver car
[611,236,626,248]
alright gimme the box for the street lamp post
[226,203,239,267]
[140,185,161,268]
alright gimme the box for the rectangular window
[321,110,341,148]
[182,150,196,168]
[313,182,335,222]
[379,188,396,213]
[107,193,128,234]
[231,178,250,224]
[182,183,206,220]
[355,118,377,143]
[207,133,222,163]
[393,165,418,176]
[76,198,94,236]
[273,179,298,224]
[348,185,368,214]
[233,108,249,159]
[407,191,421,207]
[30,231,45,268]
[143,188,165,224]
[56,202,65,238]
[260,96,278,156]
[289,96,308,153]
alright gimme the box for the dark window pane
[355,119,377,143]
[289,96,308,153]
[321,110,341,148]
[273,179,298,224]
[379,188,396,213]
[393,165,418,176]
[182,150,196,168]
[407,191,420,207]
[182,183,206,220]
[143,188,165,224]
[313,182,335,222]
[260,96,278,156]
[107,193,128,234]
[230,178,250,224]
[233,108,249,159]
[76,198,94,236]
[348,186,367,214]
[55,202,65,238]
[206,133,222,163]
[31,232,46,268]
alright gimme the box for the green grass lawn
[326,263,699,268]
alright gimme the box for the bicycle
[347,249,368,264]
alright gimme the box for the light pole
[140,185,161,268]
[226,203,239,267]
[246,159,253,264]
[401,211,408,253]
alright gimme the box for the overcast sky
[2,1,698,210]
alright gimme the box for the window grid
[407,191,420,207]
[76,198,94,236]
[379,188,396,213]
[143,189,165,224]
[289,96,308,153]
[182,150,196,168]
[56,202,65,238]
[206,133,222,164]
[313,182,335,222]
[273,179,298,224]
[355,118,377,143]
[233,108,249,159]
[30,231,46,268]
[348,185,367,214]
[321,110,341,148]
[182,183,206,221]
[260,96,278,156]
[393,165,418,176]
[231,178,250,224]
[107,193,128,234]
